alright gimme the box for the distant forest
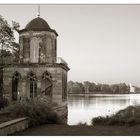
[67,81,130,94]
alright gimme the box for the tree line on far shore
[67,81,130,94]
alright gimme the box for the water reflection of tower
[129,93,140,106]
[129,94,132,106]
[129,83,135,105]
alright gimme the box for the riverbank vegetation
[92,106,140,126]
[68,81,130,94]
[0,96,62,127]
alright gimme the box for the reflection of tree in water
[68,94,130,108]
[68,94,140,125]
[130,94,140,106]
[68,95,97,108]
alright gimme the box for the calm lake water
[68,94,140,125]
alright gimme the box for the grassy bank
[13,124,140,136]
[92,105,140,126]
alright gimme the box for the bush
[91,115,112,126]
[92,116,126,126]
[0,97,8,110]
[77,122,87,126]
[91,106,140,126]
[0,96,62,127]
[125,117,140,126]
[106,117,126,125]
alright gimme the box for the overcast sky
[1,5,140,86]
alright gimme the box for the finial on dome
[37,5,40,17]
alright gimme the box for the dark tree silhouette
[0,15,19,99]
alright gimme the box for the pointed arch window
[41,71,52,97]
[28,71,37,98]
[12,72,21,100]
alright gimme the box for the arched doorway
[28,72,37,98]
[12,72,21,100]
[41,71,52,97]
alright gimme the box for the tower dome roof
[19,17,58,36]
[25,17,51,31]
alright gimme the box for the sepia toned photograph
[0,4,140,136]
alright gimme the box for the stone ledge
[3,63,70,71]
[0,117,28,136]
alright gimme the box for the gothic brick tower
[3,16,70,106]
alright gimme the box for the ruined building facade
[3,17,69,104]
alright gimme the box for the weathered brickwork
[19,31,57,64]
[3,64,69,102]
